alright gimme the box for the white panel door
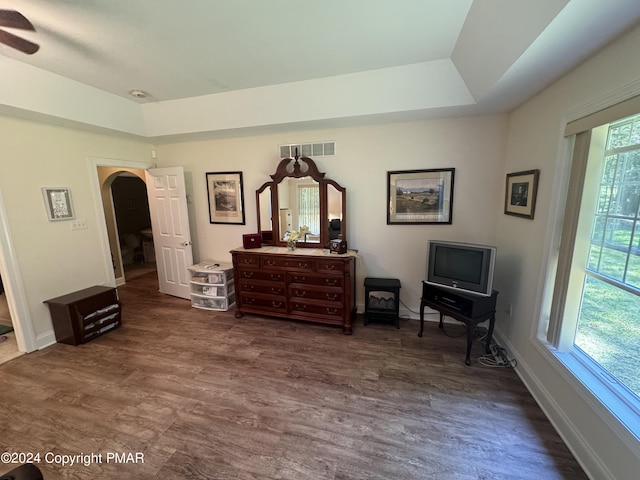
[145,167,193,299]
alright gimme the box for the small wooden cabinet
[188,261,235,311]
[231,247,357,334]
[44,286,121,345]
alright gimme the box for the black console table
[418,282,498,365]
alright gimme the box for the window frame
[540,110,640,442]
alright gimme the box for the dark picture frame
[42,187,75,221]
[206,171,245,225]
[387,168,455,224]
[504,169,540,219]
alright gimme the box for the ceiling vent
[279,142,336,159]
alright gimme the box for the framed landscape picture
[504,169,539,219]
[206,171,245,224]
[387,168,455,224]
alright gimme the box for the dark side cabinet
[44,286,121,345]
[419,282,498,365]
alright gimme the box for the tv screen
[426,240,496,296]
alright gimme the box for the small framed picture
[504,169,540,219]
[42,187,75,221]
[206,171,245,225]
[387,168,455,224]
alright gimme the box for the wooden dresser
[231,247,357,334]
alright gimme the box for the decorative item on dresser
[231,247,357,334]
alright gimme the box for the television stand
[418,282,498,365]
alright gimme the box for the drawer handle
[272,301,283,308]
[326,308,337,315]
[324,264,336,271]
[266,260,276,266]
[270,274,282,281]
[295,276,306,282]
[243,258,253,264]
[271,288,282,294]
[298,262,309,268]
[295,290,306,297]
[245,285,255,291]
[326,294,337,301]
[246,298,255,304]
[325,279,337,286]
[296,304,307,311]
[243,272,254,278]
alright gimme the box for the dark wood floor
[0,273,587,479]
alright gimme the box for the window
[297,184,320,235]
[575,115,640,399]
[546,111,640,435]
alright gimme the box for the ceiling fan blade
[0,9,35,30]
[0,29,39,54]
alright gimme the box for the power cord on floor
[478,343,517,368]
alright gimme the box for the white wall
[154,114,509,314]
[495,22,640,480]
[0,115,151,344]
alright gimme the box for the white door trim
[0,188,37,352]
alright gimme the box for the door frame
[89,156,154,287]
[0,188,37,352]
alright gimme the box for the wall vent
[279,141,336,159]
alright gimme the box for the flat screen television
[426,240,496,296]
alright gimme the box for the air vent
[279,142,336,159]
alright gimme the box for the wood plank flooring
[0,272,587,479]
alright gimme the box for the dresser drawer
[236,254,260,268]
[257,255,313,271]
[288,272,344,288]
[239,280,286,297]
[289,299,344,322]
[237,268,286,283]
[289,284,344,303]
[239,293,287,313]
[316,259,348,274]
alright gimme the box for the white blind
[297,185,320,235]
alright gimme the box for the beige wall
[495,22,640,480]
[154,114,509,312]
[0,116,151,342]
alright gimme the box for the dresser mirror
[256,154,346,248]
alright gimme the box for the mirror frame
[256,155,346,249]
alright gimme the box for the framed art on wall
[206,171,245,224]
[387,168,455,224]
[504,169,540,219]
[42,187,75,221]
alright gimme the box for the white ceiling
[1,0,640,140]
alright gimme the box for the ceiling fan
[0,9,39,54]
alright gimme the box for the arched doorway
[98,167,156,285]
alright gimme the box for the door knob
[180,241,192,247]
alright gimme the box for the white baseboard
[36,330,57,350]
